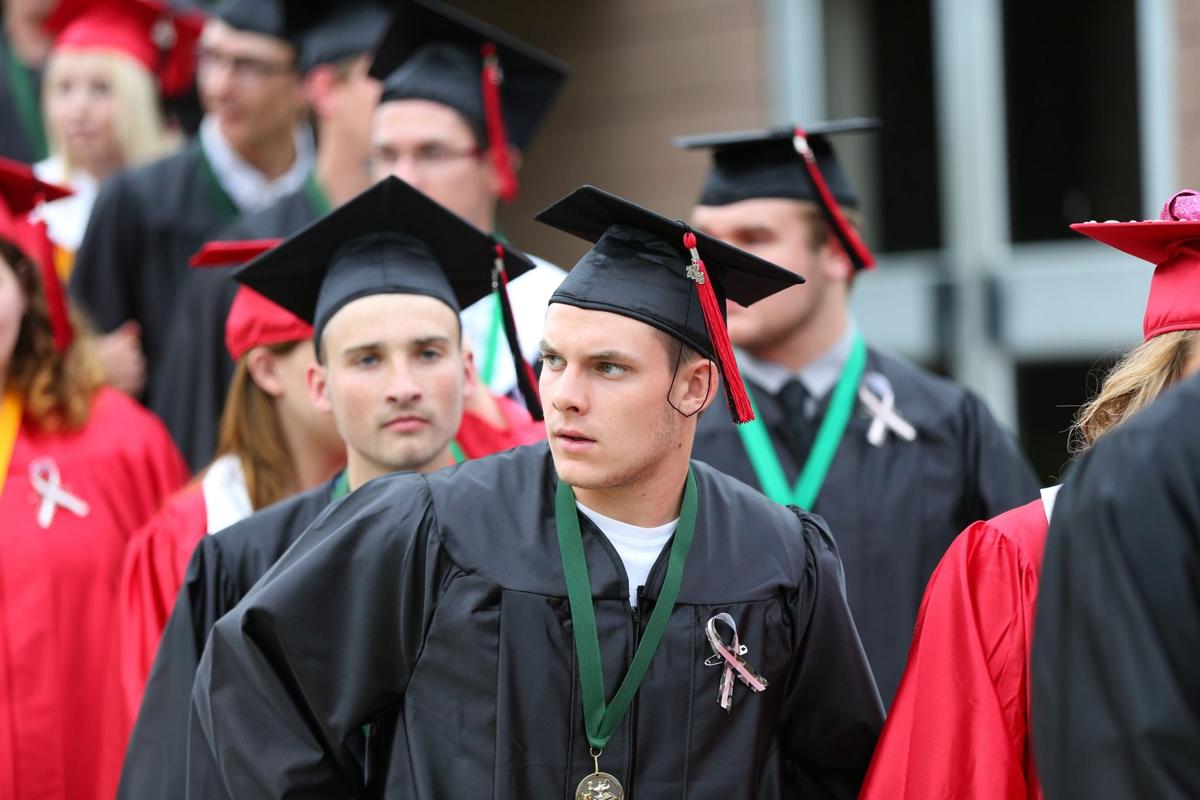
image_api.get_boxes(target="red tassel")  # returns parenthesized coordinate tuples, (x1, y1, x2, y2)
(493, 244, 542, 420)
(792, 126, 875, 271)
(480, 43, 519, 202)
(682, 231, 754, 424)
(30, 207, 72, 351)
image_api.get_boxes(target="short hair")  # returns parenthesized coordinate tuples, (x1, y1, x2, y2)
(799, 201, 867, 253)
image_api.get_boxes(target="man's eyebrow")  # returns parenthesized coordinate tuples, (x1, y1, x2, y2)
(411, 335, 451, 347)
(588, 350, 636, 362)
(341, 342, 382, 356)
(538, 340, 558, 354)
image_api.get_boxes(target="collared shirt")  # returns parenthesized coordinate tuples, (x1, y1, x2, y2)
(736, 321, 860, 401)
(33, 156, 98, 252)
(198, 115, 314, 214)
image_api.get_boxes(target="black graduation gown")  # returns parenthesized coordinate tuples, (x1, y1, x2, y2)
(188, 442, 885, 799)
(0, 37, 44, 164)
(1031, 374, 1200, 800)
(116, 477, 338, 800)
(691, 347, 1039, 703)
(151, 187, 325, 471)
(69, 141, 239, 464)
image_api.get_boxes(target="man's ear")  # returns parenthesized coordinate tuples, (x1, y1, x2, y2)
(821, 234, 856, 283)
(306, 361, 332, 413)
(461, 347, 478, 401)
(485, 146, 523, 196)
(670, 356, 719, 418)
(245, 346, 283, 398)
(303, 64, 337, 119)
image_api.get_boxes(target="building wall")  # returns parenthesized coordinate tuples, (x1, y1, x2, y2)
(452, 0, 770, 267)
(1178, 0, 1200, 185)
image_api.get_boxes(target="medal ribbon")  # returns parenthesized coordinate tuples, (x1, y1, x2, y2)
(303, 171, 333, 217)
(195, 144, 239, 222)
(3, 43, 46, 161)
(556, 469, 698, 750)
(735, 331, 867, 510)
(478, 293, 504, 388)
(0, 391, 22, 497)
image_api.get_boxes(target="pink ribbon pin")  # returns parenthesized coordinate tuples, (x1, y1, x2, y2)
(704, 613, 769, 712)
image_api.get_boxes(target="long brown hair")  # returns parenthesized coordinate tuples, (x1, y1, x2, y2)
(1070, 329, 1200, 452)
(2, 241, 103, 431)
(214, 342, 303, 510)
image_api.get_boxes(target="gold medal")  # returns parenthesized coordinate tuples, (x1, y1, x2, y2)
(575, 749, 624, 800)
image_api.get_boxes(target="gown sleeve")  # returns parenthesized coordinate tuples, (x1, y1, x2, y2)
(961, 392, 1041, 518)
(861, 514, 1042, 800)
(1032, 413, 1200, 800)
(187, 474, 449, 798)
(69, 174, 144, 333)
(780, 511, 885, 798)
(117, 486, 207, 727)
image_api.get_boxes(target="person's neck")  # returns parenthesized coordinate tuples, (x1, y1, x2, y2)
(227, 125, 298, 180)
(749, 299, 850, 373)
(5, 21, 50, 67)
(314, 138, 369, 206)
(573, 457, 689, 528)
(346, 441, 456, 491)
(77, 154, 122, 184)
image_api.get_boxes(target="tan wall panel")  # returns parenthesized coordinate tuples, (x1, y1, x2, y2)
(1178, 0, 1200, 187)
(451, 0, 770, 267)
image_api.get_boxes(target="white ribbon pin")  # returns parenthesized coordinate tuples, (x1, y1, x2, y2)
(30, 458, 89, 529)
(704, 613, 769, 712)
(858, 372, 917, 447)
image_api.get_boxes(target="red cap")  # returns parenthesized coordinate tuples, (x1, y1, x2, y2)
(190, 239, 312, 359)
(1071, 189, 1200, 341)
(0, 158, 74, 350)
(44, 0, 206, 98)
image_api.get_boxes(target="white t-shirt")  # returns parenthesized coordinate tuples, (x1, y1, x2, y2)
(576, 502, 677, 607)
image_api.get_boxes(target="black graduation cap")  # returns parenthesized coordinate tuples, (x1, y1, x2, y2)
(234, 175, 543, 416)
(535, 185, 804, 424)
(214, 0, 287, 40)
(367, 0, 567, 201)
(675, 117, 879, 270)
(281, 1, 394, 73)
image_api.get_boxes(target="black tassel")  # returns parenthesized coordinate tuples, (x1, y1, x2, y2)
(493, 244, 543, 420)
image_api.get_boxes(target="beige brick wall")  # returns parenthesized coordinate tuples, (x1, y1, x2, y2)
(1178, 0, 1200, 185)
(452, 0, 770, 267)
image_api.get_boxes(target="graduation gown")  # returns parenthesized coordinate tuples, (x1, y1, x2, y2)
(861, 496, 1050, 800)
(188, 443, 885, 798)
(692, 347, 1039, 702)
(0, 388, 187, 800)
(153, 185, 326, 471)
(0, 37, 45, 164)
(69, 141, 239, 466)
(116, 476, 337, 800)
(1032, 374, 1200, 800)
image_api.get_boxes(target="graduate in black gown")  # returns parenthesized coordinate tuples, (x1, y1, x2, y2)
(118, 176, 538, 799)
(153, 2, 393, 472)
(366, 0, 570, 401)
(0, 2, 52, 163)
(1032, 373, 1200, 800)
(678, 121, 1040, 702)
(188, 186, 884, 799)
(68, 0, 313, 468)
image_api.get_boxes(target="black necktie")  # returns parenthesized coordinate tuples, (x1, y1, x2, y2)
(776, 379, 815, 461)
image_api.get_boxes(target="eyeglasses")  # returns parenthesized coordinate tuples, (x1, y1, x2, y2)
(368, 143, 483, 174)
(196, 49, 295, 83)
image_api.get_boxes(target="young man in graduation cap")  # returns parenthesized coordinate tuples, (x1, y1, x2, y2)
(1032, 372, 1200, 800)
(118, 175, 540, 799)
(677, 120, 1040, 703)
(367, 0, 569, 402)
(68, 0, 313, 467)
(188, 185, 884, 799)
(154, 1, 393, 472)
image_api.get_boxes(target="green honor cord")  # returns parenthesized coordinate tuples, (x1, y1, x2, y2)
(735, 332, 868, 510)
(478, 293, 504, 388)
(303, 171, 332, 217)
(555, 470, 698, 750)
(3, 45, 46, 161)
(328, 441, 467, 502)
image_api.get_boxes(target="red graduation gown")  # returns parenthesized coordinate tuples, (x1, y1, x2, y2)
(861, 497, 1049, 800)
(455, 395, 545, 459)
(117, 482, 207, 726)
(0, 388, 187, 800)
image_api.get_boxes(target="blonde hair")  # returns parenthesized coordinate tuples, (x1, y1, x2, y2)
(214, 343, 303, 511)
(2, 242, 104, 431)
(43, 48, 180, 177)
(1070, 329, 1200, 452)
